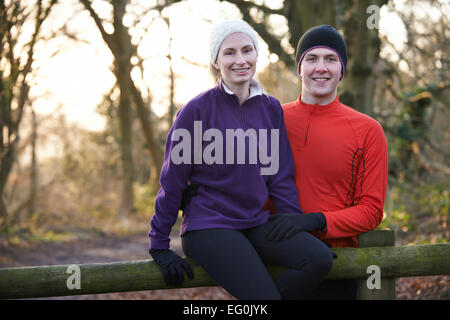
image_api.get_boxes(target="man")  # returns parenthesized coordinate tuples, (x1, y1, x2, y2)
(264, 25, 388, 299)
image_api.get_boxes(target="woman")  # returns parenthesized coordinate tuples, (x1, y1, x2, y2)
(148, 19, 333, 300)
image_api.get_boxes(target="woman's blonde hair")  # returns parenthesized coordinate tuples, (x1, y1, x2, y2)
(209, 62, 222, 83)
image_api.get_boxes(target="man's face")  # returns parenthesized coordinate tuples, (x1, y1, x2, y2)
(299, 47, 342, 105)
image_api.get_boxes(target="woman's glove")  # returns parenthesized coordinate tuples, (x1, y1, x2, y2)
(265, 212, 327, 241)
(149, 248, 194, 286)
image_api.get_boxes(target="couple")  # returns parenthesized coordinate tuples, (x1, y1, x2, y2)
(148, 20, 388, 300)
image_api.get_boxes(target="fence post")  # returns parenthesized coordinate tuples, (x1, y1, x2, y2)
(357, 229, 396, 300)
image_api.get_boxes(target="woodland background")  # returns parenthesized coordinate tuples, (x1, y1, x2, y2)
(0, 0, 448, 299)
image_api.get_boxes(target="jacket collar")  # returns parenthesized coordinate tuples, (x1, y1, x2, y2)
(296, 94, 340, 111)
(221, 78, 263, 101)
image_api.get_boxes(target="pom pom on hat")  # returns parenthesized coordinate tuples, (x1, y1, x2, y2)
(210, 19, 259, 64)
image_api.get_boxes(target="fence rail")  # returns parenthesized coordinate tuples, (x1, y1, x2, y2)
(1, 241, 449, 299)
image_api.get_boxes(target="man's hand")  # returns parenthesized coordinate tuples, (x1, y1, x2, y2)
(265, 212, 326, 241)
(149, 248, 194, 286)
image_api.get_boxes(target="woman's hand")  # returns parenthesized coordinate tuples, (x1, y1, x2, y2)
(149, 248, 194, 286)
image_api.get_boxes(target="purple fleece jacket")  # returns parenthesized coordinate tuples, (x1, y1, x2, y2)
(149, 83, 302, 249)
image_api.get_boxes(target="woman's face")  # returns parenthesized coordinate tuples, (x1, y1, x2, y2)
(215, 32, 257, 89)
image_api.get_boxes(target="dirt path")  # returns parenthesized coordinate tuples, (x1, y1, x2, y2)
(0, 234, 448, 300)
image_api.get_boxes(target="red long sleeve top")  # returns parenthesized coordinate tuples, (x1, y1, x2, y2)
(266, 95, 388, 248)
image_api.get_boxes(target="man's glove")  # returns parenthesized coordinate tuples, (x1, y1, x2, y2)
(149, 248, 194, 286)
(180, 184, 199, 210)
(266, 212, 327, 241)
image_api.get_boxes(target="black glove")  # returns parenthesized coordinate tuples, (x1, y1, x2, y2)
(180, 184, 199, 210)
(149, 248, 194, 286)
(266, 212, 327, 242)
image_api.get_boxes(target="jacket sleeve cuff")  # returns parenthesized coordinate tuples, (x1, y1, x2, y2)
(317, 211, 329, 236)
(149, 237, 170, 250)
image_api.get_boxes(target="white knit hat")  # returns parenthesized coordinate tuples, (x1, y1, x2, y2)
(209, 19, 259, 64)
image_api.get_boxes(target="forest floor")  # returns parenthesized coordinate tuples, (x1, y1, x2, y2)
(0, 229, 448, 300)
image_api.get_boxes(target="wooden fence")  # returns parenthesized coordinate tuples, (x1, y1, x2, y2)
(0, 230, 449, 299)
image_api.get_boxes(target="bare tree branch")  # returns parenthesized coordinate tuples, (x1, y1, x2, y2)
(79, 0, 114, 51)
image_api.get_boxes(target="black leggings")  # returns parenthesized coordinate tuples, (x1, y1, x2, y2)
(181, 221, 334, 300)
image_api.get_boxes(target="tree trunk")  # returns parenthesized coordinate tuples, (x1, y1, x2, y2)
(117, 74, 135, 216)
(113, 0, 135, 216)
(128, 79, 163, 192)
(285, 0, 338, 53)
(0, 140, 17, 224)
(339, 0, 387, 115)
(0, 196, 7, 226)
(28, 108, 37, 219)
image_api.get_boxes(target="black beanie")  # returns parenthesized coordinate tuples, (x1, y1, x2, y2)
(295, 25, 347, 79)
